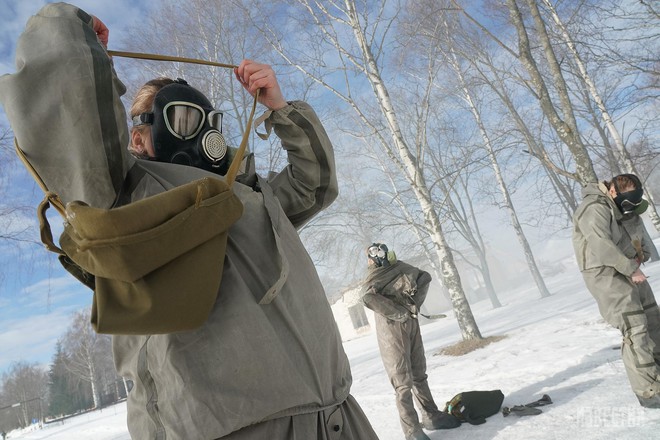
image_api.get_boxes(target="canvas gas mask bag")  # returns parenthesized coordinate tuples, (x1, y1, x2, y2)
(15, 51, 259, 335)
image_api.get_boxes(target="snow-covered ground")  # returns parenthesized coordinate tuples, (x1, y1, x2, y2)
(7, 257, 660, 440)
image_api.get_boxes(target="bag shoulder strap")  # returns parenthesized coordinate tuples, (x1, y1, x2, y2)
(255, 174, 290, 305)
(15, 139, 66, 257)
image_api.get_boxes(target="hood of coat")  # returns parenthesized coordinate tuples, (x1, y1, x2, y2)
(367, 259, 399, 272)
(365, 260, 399, 285)
(581, 181, 623, 220)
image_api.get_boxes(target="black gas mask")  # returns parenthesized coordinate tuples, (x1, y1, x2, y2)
(134, 79, 229, 175)
(612, 174, 648, 215)
(368, 243, 390, 268)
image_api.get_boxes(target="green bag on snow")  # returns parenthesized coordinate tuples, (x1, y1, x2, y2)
(444, 390, 505, 425)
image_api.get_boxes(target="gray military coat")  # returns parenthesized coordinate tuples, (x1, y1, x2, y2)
(361, 261, 432, 321)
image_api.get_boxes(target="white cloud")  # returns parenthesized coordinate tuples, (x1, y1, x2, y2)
(0, 271, 90, 373)
(19, 274, 86, 302)
(0, 302, 82, 373)
(0, 0, 47, 74)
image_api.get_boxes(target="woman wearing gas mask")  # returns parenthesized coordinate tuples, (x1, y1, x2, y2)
(573, 174, 660, 408)
(0, 3, 378, 440)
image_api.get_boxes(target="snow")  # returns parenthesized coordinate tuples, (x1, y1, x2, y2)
(7, 259, 660, 440)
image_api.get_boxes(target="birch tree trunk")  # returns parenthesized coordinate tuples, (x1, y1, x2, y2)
(540, 0, 660, 231)
(456, 176, 502, 309)
(251, 0, 483, 338)
(384, 170, 452, 304)
(506, 0, 597, 184)
(499, 85, 579, 214)
(430, 165, 502, 309)
(88, 363, 99, 409)
(342, 0, 481, 339)
(443, 34, 552, 298)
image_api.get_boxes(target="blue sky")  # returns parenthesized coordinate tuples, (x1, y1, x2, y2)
(0, 1, 149, 375)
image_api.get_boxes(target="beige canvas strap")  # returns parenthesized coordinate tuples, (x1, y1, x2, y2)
(14, 139, 66, 217)
(15, 140, 67, 256)
(107, 50, 238, 70)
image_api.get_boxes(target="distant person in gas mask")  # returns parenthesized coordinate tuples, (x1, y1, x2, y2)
(573, 173, 660, 408)
(360, 243, 460, 440)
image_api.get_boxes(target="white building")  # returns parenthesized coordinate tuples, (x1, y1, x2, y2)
(330, 283, 374, 342)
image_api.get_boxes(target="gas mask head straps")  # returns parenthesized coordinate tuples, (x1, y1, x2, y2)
(110, 49, 258, 183)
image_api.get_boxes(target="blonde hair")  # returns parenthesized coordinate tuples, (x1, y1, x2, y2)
(127, 77, 175, 157)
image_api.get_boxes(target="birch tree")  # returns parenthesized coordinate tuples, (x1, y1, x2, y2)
(538, 0, 660, 231)
(452, 0, 597, 184)
(250, 0, 482, 339)
(440, 168, 503, 307)
(0, 362, 47, 429)
(0, 127, 39, 289)
(508, 0, 598, 184)
(589, 0, 659, 93)
(427, 6, 553, 298)
(61, 310, 106, 409)
(465, 46, 581, 220)
(0, 130, 30, 244)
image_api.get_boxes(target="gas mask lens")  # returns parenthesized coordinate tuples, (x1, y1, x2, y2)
(615, 188, 644, 214)
(368, 245, 385, 259)
(163, 103, 225, 141)
(208, 111, 223, 131)
(164, 102, 205, 140)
